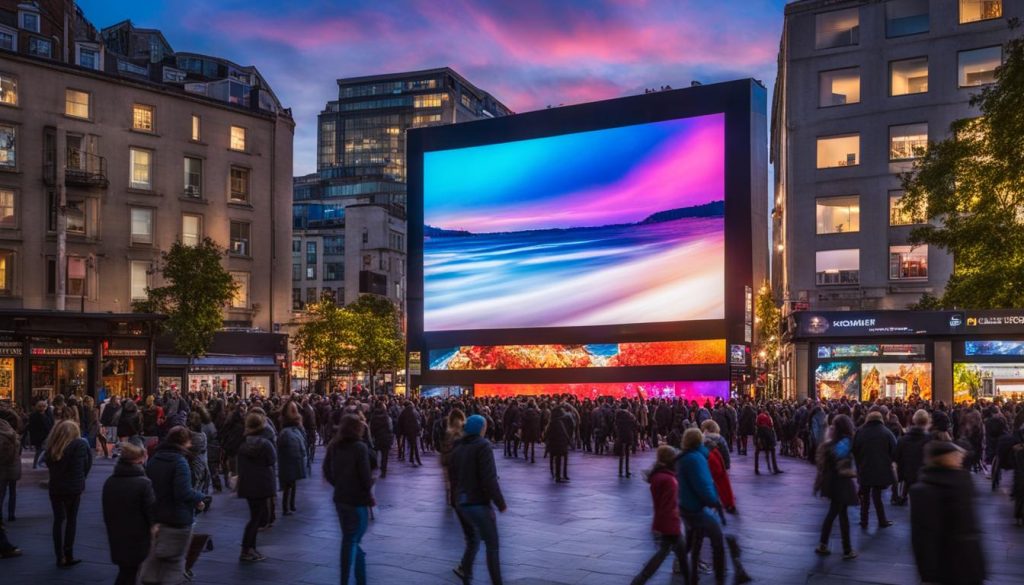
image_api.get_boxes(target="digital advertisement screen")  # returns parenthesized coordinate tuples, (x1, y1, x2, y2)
(429, 340, 725, 370)
(814, 361, 860, 400)
(965, 340, 1024, 356)
(954, 363, 1024, 403)
(423, 113, 725, 332)
(861, 363, 932, 401)
(474, 380, 729, 401)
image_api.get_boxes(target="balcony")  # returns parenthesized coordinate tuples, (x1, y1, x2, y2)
(816, 270, 860, 286)
(44, 148, 108, 188)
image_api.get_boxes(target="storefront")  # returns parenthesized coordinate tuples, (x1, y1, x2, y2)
(953, 311, 1024, 403)
(0, 311, 161, 407)
(156, 331, 288, 398)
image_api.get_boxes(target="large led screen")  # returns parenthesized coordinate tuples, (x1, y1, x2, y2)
(423, 113, 725, 332)
(474, 380, 729, 401)
(861, 363, 932, 401)
(429, 340, 726, 370)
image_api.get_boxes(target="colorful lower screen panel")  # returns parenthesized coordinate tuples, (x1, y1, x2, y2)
(860, 363, 932, 401)
(428, 340, 726, 370)
(474, 380, 729, 401)
(954, 363, 1024, 403)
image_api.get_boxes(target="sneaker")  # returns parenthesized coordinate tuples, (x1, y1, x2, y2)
(842, 550, 858, 560)
(239, 551, 265, 563)
(814, 544, 831, 555)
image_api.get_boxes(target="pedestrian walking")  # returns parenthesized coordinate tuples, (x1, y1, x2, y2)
(277, 403, 309, 516)
(0, 409, 22, 524)
(398, 401, 422, 466)
(893, 409, 931, 505)
(676, 428, 726, 585)
(853, 411, 896, 529)
(813, 414, 858, 559)
(450, 414, 507, 585)
(615, 400, 638, 478)
(630, 445, 690, 585)
(520, 401, 541, 464)
(102, 442, 156, 585)
(324, 414, 375, 585)
(45, 419, 92, 568)
(28, 400, 52, 469)
(237, 413, 277, 562)
(544, 406, 571, 483)
(368, 401, 394, 478)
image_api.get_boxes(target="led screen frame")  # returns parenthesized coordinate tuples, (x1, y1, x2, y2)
(407, 80, 765, 389)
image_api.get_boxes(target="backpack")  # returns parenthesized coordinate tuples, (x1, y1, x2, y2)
(0, 421, 18, 467)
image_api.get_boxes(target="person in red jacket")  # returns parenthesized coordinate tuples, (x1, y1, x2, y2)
(630, 445, 690, 585)
(755, 409, 782, 475)
(701, 420, 737, 513)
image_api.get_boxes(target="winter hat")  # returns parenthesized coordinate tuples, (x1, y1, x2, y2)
(931, 410, 951, 432)
(464, 414, 485, 436)
(925, 440, 964, 460)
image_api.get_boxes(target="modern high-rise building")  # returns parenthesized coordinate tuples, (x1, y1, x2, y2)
(772, 0, 1016, 313)
(292, 67, 511, 313)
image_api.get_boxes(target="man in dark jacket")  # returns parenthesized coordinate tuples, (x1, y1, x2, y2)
(103, 442, 155, 585)
(894, 409, 931, 505)
(520, 402, 542, 464)
(369, 402, 394, 477)
(501, 401, 520, 459)
(737, 402, 756, 456)
(591, 404, 608, 455)
(615, 402, 638, 478)
(910, 441, 986, 585)
(853, 411, 897, 528)
(449, 415, 506, 585)
(141, 426, 205, 584)
(398, 402, 422, 466)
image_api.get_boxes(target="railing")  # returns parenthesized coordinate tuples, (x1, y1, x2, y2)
(45, 148, 108, 187)
(816, 270, 860, 286)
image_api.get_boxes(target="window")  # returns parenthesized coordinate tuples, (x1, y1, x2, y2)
(816, 249, 860, 285)
(889, 190, 927, 225)
(183, 157, 202, 197)
(412, 113, 442, 126)
(0, 124, 15, 169)
(78, 46, 99, 70)
(129, 148, 152, 189)
(65, 89, 90, 119)
(292, 262, 301, 281)
(306, 241, 317, 280)
(325, 262, 343, 281)
(27, 37, 50, 58)
(890, 57, 929, 96)
(389, 231, 404, 250)
(229, 167, 249, 202)
(230, 272, 250, 309)
(816, 134, 859, 168)
(461, 93, 473, 109)
(322, 287, 334, 301)
(413, 93, 445, 108)
(65, 200, 86, 235)
(292, 288, 302, 309)
(0, 28, 15, 51)
(890, 123, 928, 160)
(67, 257, 86, 296)
(0, 250, 11, 293)
(324, 236, 344, 255)
(306, 288, 318, 305)
(0, 189, 13, 227)
(182, 214, 202, 246)
(292, 238, 302, 254)
(815, 8, 859, 49)
(0, 73, 17, 105)
(132, 104, 154, 132)
(191, 115, 201, 141)
(889, 245, 928, 279)
(130, 261, 149, 301)
(960, 0, 1002, 23)
(819, 68, 860, 107)
(19, 12, 39, 32)
(230, 126, 246, 151)
(816, 196, 860, 234)
(230, 221, 250, 256)
(130, 208, 153, 244)
(959, 47, 1002, 87)
(886, 0, 929, 37)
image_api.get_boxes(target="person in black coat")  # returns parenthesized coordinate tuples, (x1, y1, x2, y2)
(324, 414, 374, 585)
(614, 401, 638, 478)
(397, 402, 422, 466)
(368, 402, 394, 478)
(910, 441, 986, 585)
(591, 401, 609, 455)
(520, 402, 542, 464)
(893, 409, 931, 505)
(45, 420, 92, 568)
(852, 411, 896, 528)
(737, 403, 756, 456)
(545, 407, 571, 483)
(814, 415, 858, 558)
(236, 413, 277, 562)
(117, 399, 143, 442)
(28, 400, 52, 469)
(501, 401, 521, 458)
(102, 442, 155, 585)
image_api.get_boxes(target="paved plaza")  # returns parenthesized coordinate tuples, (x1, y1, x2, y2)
(2, 444, 1022, 585)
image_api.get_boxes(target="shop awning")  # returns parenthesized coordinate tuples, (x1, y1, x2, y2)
(157, 355, 280, 372)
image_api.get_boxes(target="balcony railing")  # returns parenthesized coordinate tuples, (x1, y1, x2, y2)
(816, 270, 860, 286)
(44, 148, 108, 188)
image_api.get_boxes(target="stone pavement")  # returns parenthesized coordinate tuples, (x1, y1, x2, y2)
(1, 443, 1022, 585)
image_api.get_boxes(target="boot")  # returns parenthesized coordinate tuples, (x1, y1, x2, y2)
(726, 536, 751, 584)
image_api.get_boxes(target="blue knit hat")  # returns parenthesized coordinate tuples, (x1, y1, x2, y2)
(464, 414, 485, 436)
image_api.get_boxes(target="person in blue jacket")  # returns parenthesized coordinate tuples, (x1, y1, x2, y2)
(676, 427, 725, 585)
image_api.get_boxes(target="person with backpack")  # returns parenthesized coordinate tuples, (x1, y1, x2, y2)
(814, 415, 859, 559)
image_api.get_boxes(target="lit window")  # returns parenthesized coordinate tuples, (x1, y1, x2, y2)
(816, 249, 860, 286)
(229, 167, 249, 202)
(819, 68, 860, 107)
(959, 47, 1002, 87)
(230, 126, 246, 151)
(129, 148, 152, 189)
(65, 89, 90, 119)
(230, 271, 250, 309)
(230, 221, 250, 256)
(130, 208, 153, 245)
(191, 115, 201, 141)
(889, 245, 928, 280)
(0, 73, 17, 105)
(0, 124, 15, 169)
(890, 123, 928, 161)
(412, 114, 442, 126)
(816, 134, 859, 168)
(182, 214, 202, 246)
(0, 250, 11, 293)
(889, 190, 927, 226)
(130, 261, 149, 301)
(816, 196, 860, 234)
(886, 0, 929, 37)
(27, 37, 50, 58)
(0, 189, 13, 227)
(815, 8, 859, 49)
(132, 104, 154, 131)
(890, 57, 929, 96)
(184, 157, 202, 197)
(413, 93, 445, 108)
(959, 0, 1002, 23)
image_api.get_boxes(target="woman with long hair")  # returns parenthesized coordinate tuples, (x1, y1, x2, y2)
(277, 401, 308, 516)
(814, 414, 858, 559)
(324, 414, 374, 585)
(236, 413, 277, 562)
(45, 419, 93, 567)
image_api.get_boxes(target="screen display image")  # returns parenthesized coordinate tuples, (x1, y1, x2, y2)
(954, 363, 1024, 403)
(861, 363, 932, 401)
(423, 113, 725, 331)
(474, 380, 728, 401)
(429, 339, 725, 370)
(814, 361, 860, 400)
(965, 340, 1024, 357)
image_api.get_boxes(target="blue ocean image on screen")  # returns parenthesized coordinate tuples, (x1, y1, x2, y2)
(423, 113, 726, 331)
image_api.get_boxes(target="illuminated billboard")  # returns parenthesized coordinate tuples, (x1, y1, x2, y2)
(429, 340, 726, 370)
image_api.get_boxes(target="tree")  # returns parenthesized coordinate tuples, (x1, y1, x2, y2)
(753, 282, 782, 397)
(341, 295, 405, 392)
(900, 28, 1024, 308)
(292, 297, 351, 392)
(133, 238, 237, 361)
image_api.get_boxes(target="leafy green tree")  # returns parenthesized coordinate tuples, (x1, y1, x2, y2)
(293, 297, 351, 392)
(754, 282, 782, 397)
(133, 238, 237, 362)
(342, 295, 405, 392)
(900, 30, 1024, 308)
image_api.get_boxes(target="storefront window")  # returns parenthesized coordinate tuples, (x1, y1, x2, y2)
(241, 376, 270, 399)
(861, 363, 932, 401)
(189, 373, 235, 395)
(0, 357, 13, 401)
(102, 357, 145, 399)
(30, 359, 88, 401)
(954, 362, 1024, 403)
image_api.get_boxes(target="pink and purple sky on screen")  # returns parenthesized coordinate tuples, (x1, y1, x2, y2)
(79, 0, 787, 175)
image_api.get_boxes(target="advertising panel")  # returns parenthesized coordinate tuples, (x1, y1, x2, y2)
(814, 361, 860, 399)
(429, 340, 725, 371)
(860, 363, 932, 401)
(474, 380, 728, 401)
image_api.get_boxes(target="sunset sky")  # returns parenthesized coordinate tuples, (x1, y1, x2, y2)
(79, 0, 786, 175)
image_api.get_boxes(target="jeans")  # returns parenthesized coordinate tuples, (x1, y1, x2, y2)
(49, 493, 81, 562)
(457, 504, 503, 585)
(243, 497, 269, 550)
(335, 503, 368, 585)
(682, 511, 724, 585)
(858, 485, 888, 525)
(819, 499, 851, 553)
(0, 480, 15, 519)
(633, 534, 689, 584)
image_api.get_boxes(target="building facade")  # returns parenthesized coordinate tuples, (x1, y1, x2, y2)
(772, 0, 1017, 397)
(292, 68, 510, 314)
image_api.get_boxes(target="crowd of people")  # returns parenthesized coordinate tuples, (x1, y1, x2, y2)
(0, 389, 1018, 585)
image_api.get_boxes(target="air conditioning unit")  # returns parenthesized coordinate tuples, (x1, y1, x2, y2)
(184, 185, 200, 197)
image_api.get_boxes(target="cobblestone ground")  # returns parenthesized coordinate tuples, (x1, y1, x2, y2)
(2, 443, 1022, 585)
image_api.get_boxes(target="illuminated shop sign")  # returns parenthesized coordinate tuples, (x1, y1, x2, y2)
(795, 311, 965, 337)
(30, 346, 94, 357)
